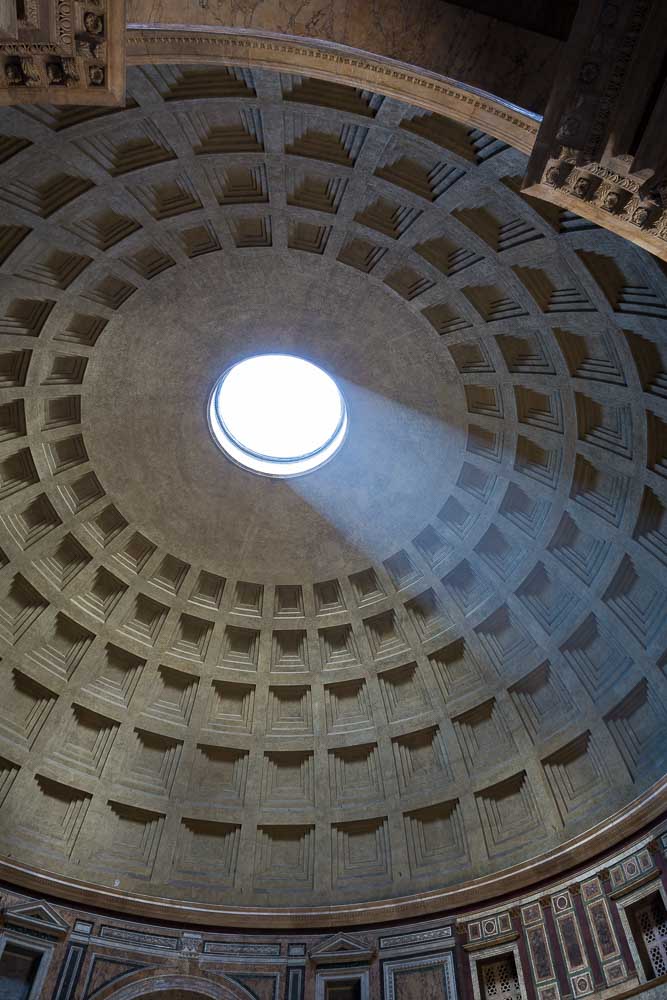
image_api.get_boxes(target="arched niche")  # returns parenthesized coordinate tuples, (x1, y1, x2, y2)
(102, 972, 256, 1000)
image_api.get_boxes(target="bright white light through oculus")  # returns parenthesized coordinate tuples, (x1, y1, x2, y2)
(208, 354, 347, 477)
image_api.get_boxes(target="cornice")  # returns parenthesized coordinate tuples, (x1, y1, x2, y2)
(126, 23, 540, 154)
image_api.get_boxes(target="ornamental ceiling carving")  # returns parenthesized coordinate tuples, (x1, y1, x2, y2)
(0, 0, 124, 105)
(523, 0, 667, 262)
(0, 64, 664, 921)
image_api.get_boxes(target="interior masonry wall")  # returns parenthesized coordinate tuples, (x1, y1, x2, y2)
(2, 818, 667, 999)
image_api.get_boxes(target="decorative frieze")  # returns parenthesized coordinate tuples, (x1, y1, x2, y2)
(463, 910, 517, 951)
(0, 828, 663, 999)
(609, 847, 659, 898)
(0, 1, 124, 106)
(523, 0, 667, 259)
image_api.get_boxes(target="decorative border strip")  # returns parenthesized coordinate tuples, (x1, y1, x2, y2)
(126, 24, 540, 154)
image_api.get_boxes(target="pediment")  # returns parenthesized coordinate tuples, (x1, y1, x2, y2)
(309, 932, 374, 964)
(3, 899, 69, 938)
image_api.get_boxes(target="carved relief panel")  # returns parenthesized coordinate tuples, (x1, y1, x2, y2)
(0, 0, 124, 105)
(523, 0, 667, 260)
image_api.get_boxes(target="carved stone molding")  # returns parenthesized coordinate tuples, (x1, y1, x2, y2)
(309, 932, 375, 964)
(88, 973, 252, 1000)
(0, 0, 126, 105)
(126, 24, 540, 154)
(523, 0, 667, 260)
(1, 898, 69, 938)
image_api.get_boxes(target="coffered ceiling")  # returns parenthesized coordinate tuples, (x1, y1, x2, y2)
(0, 65, 665, 921)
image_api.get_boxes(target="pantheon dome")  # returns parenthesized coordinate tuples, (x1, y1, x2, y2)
(0, 4, 666, 1000)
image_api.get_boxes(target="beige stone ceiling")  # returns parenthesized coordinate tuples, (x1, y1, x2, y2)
(0, 64, 665, 915)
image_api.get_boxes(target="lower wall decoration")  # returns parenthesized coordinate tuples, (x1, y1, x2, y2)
(0, 822, 666, 999)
